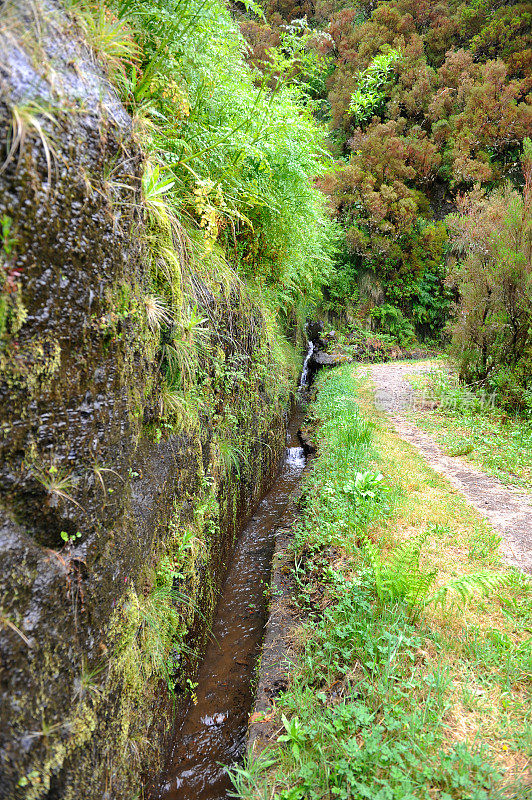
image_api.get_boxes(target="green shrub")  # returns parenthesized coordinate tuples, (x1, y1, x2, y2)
(348, 48, 401, 127)
(447, 140, 532, 411)
(369, 303, 416, 346)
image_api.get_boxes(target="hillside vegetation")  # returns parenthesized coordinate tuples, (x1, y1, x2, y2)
(241, 0, 532, 408)
(1, 0, 531, 796)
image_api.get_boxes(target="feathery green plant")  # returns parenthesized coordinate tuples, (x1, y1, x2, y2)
(360, 529, 510, 615)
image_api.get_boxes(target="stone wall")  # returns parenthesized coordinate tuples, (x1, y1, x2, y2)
(0, 4, 295, 798)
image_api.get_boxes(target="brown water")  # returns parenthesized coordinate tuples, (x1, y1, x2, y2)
(153, 412, 306, 800)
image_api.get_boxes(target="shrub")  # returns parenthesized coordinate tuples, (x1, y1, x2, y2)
(369, 303, 415, 345)
(447, 139, 532, 410)
(348, 47, 401, 127)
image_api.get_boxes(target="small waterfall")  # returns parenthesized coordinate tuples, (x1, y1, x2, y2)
(286, 446, 306, 469)
(299, 341, 314, 392)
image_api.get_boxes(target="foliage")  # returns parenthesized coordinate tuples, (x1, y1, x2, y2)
(244, 0, 532, 341)
(1, 100, 58, 186)
(360, 529, 509, 615)
(369, 303, 415, 346)
(230, 364, 526, 800)
(348, 48, 401, 127)
(111, 0, 334, 307)
(235, 582, 503, 799)
(447, 142, 532, 410)
(316, 125, 449, 338)
(67, 0, 335, 449)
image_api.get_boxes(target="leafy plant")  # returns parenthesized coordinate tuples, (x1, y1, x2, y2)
(92, 461, 124, 496)
(447, 141, 532, 411)
(60, 530, 82, 545)
(348, 48, 401, 127)
(72, 0, 141, 81)
(161, 339, 196, 390)
(277, 714, 306, 759)
(369, 304, 416, 346)
(73, 658, 105, 702)
(360, 529, 510, 614)
(217, 437, 248, 479)
(341, 470, 383, 501)
(1, 215, 15, 256)
(141, 162, 176, 223)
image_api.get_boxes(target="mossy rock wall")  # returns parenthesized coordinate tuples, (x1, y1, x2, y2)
(0, 5, 296, 799)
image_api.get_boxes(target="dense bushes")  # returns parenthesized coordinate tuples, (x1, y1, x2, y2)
(240, 0, 532, 343)
(447, 141, 532, 411)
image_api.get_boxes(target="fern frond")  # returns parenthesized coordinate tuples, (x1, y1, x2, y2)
(427, 571, 510, 609)
(385, 531, 428, 581)
(406, 569, 437, 607)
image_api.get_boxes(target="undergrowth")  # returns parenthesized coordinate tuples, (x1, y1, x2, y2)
(409, 364, 532, 491)
(232, 364, 531, 800)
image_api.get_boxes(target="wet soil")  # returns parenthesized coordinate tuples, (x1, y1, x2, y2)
(369, 361, 532, 575)
(153, 412, 307, 800)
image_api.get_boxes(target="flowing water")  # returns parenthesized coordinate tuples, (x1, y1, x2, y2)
(153, 411, 307, 800)
(298, 340, 314, 394)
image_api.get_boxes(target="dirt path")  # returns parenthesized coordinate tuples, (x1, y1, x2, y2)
(369, 361, 532, 575)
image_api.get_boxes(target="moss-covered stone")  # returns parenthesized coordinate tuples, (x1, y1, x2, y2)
(0, 3, 301, 799)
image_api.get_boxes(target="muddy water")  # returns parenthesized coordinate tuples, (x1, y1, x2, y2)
(154, 412, 306, 800)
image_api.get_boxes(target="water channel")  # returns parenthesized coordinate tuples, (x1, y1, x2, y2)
(153, 386, 310, 800)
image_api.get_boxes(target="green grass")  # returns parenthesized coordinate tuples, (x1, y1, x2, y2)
(236, 584, 505, 800)
(408, 365, 532, 491)
(232, 364, 532, 800)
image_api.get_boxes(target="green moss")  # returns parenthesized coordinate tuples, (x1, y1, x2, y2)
(0, 284, 27, 341)
(0, 334, 61, 397)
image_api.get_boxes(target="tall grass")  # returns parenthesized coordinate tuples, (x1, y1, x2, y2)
(94, 0, 335, 311)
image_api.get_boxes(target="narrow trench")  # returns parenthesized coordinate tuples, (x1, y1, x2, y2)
(152, 357, 313, 800)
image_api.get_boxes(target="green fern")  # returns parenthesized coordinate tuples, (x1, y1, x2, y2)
(382, 531, 437, 606)
(427, 571, 510, 609)
(361, 531, 509, 614)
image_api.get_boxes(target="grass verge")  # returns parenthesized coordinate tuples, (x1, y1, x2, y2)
(407, 363, 532, 492)
(232, 364, 532, 800)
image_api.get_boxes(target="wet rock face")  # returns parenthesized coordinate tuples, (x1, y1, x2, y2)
(306, 320, 323, 344)
(0, 7, 159, 797)
(0, 5, 290, 799)
(0, 7, 147, 552)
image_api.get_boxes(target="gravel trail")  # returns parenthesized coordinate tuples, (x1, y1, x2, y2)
(370, 361, 532, 575)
